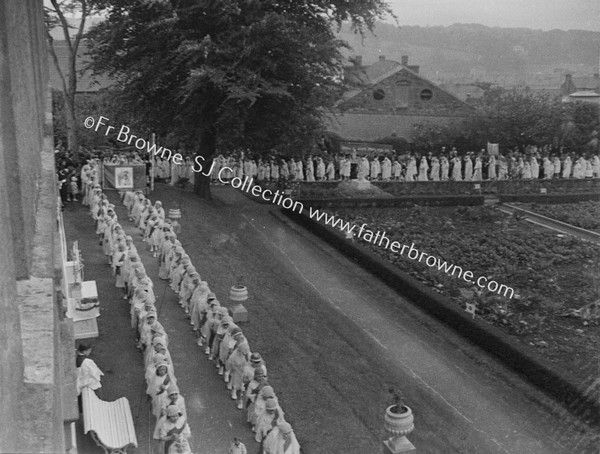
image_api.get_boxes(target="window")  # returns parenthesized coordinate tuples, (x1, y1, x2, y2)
(419, 89, 433, 101)
(373, 88, 385, 100)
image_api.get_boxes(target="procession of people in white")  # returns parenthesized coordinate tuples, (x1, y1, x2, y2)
(79, 159, 300, 454)
(158, 147, 600, 186)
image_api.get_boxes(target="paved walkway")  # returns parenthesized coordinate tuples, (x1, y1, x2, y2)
(64, 196, 255, 454)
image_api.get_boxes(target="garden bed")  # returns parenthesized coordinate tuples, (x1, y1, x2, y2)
(517, 201, 600, 232)
(329, 205, 600, 380)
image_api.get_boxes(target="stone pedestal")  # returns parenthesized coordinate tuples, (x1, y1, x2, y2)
(383, 436, 417, 453)
(230, 303, 248, 323)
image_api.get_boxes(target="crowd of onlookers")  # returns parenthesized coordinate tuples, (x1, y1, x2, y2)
(81, 158, 300, 453)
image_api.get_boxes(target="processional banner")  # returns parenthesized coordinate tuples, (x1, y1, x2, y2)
(102, 164, 146, 190)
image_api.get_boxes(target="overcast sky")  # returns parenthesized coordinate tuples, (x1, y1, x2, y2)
(385, 0, 600, 32)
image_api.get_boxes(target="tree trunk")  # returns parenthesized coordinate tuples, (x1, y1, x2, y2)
(194, 127, 216, 199)
(64, 94, 79, 157)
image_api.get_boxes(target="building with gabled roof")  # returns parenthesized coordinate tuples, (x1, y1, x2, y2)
(560, 73, 599, 96)
(326, 55, 474, 142)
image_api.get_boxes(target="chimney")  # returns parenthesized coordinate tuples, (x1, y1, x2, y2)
(401, 55, 408, 66)
(379, 55, 386, 61)
(353, 55, 362, 67)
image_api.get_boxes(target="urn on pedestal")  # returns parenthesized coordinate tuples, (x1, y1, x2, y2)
(229, 285, 249, 323)
(168, 208, 181, 233)
(383, 388, 416, 453)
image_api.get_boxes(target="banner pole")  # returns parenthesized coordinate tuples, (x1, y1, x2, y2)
(150, 133, 155, 192)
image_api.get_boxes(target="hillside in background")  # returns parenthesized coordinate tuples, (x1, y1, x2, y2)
(337, 22, 600, 88)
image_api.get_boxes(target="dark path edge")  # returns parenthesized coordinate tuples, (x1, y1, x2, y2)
(278, 207, 600, 426)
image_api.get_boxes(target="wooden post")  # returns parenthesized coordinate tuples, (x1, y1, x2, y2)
(150, 133, 155, 192)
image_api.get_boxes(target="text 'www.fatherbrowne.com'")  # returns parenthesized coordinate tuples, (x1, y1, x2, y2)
(307, 207, 514, 299)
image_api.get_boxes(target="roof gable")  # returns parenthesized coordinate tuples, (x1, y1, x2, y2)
(338, 65, 473, 115)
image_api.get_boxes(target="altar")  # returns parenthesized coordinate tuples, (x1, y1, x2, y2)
(63, 242, 100, 339)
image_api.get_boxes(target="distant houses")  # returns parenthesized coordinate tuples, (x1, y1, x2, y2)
(561, 73, 600, 104)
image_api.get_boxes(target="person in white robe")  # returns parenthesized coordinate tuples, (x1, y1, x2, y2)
(255, 397, 285, 443)
(522, 161, 532, 179)
(381, 157, 392, 180)
(463, 155, 473, 181)
(358, 157, 370, 180)
(572, 157, 584, 179)
(584, 158, 593, 178)
(305, 158, 315, 182)
(592, 155, 600, 178)
(270, 160, 279, 181)
(472, 156, 482, 181)
(562, 156, 572, 178)
(430, 156, 440, 181)
(76, 344, 103, 396)
(155, 405, 191, 454)
(406, 157, 417, 182)
(370, 157, 381, 180)
(280, 160, 289, 180)
(487, 155, 496, 180)
(543, 157, 553, 179)
(530, 156, 539, 179)
(417, 157, 429, 181)
(392, 159, 402, 180)
(440, 156, 449, 181)
(326, 159, 335, 180)
(451, 156, 462, 181)
(315, 158, 325, 180)
(295, 159, 304, 181)
(262, 422, 300, 454)
(552, 156, 561, 178)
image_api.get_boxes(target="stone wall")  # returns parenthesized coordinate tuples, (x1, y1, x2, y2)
(0, 0, 68, 452)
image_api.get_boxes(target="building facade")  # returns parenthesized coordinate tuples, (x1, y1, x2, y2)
(326, 56, 474, 142)
(1, 1, 76, 452)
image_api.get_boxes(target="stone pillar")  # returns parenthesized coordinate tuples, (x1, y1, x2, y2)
(0, 1, 26, 450)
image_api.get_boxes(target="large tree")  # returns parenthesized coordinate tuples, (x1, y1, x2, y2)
(45, 0, 106, 156)
(87, 0, 393, 197)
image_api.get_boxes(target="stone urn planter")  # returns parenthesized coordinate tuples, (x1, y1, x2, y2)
(229, 285, 249, 323)
(229, 285, 248, 302)
(383, 404, 416, 453)
(168, 208, 182, 219)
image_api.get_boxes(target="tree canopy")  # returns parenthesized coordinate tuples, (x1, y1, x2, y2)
(87, 0, 393, 196)
(412, 88, 599, 154)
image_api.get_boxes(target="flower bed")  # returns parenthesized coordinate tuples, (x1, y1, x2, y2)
(520, 201, 600, 232)
(334, 205, 600, 376)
